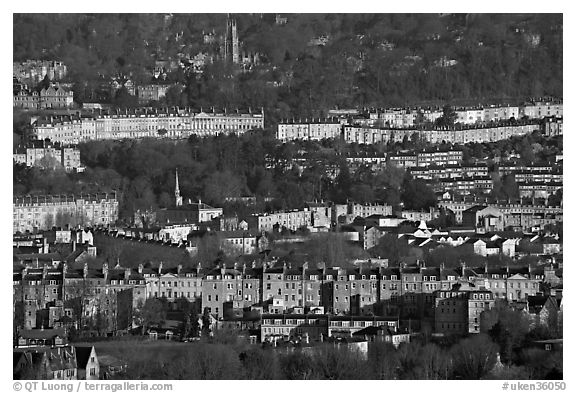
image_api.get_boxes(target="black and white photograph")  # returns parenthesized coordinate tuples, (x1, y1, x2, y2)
(11, 10, 565, 384)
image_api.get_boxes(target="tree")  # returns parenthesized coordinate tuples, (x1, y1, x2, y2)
(367, 341, 399, 379)
(36, 154, 61, 171)
(436, 105, 457, 127)
(39, 74, 51, 91)
(238, 348, 279, 379)
(279, 352, 316, 380)
(201, 307, 212, 337)
(332, 159, 353, 203)
(370, 233, 409, 262)
(112, 86, 138, 108)
(450, 334, 498, 379)
(136, 298, 167, 334)
(402, 178, 437, 210)
(483, 300, 532, 364)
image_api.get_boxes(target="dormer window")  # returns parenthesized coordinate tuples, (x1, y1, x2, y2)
(448, 276, 455, 281)
(391, 275, 397, 281)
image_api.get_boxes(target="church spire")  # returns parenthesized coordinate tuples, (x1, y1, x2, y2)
(175, 169, 182, 207)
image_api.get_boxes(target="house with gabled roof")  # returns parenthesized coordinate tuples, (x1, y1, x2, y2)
(74, 345, 99, 380)
(16, 328, 67, 348)
(527, 295, 559, 335)
(13, 346, 77, 380)
(463, 205, 505, 233)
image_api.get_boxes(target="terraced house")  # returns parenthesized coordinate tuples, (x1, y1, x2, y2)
(14, 260, 558, 337)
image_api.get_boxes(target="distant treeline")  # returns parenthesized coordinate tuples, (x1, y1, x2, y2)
(14, 14, 562, 123)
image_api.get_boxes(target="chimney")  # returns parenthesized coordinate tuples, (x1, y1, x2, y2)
(197, 263, 201, 274)
(221, 263, 226, 276)
(138, 263, 143, 274)
(234, 262, 238, 271)
(484, 262, 488, 274)
(158, 261, 163, 275)
(102, 263, 108, 281)
(177, 264, 182, 275)
(72, 240, 76, 253)
(83, 262, 88, 279)
(124, 268, 130, 281)
(243, 263, 247, 275)
(43, 237, 48, 254)
(42, 265, 48, 280)
(252, 260, 256, 269)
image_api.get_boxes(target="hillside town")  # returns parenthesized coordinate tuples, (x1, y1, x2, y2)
(13, 13, 562, 381)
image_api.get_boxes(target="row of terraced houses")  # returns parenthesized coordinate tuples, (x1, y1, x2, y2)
(14, 259, 560, 337)
(277, 99, 562, 142)
(31, 107, 265, 145)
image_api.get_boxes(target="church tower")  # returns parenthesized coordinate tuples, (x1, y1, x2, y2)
(175, 169, 183, 207)
(224, 16, 240, 64)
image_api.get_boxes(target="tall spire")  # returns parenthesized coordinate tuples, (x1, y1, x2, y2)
(175, 169, 182, 207)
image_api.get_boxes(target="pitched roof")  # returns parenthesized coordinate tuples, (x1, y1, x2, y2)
(19, 328, 65, 340)
(74, 346, 94, 369)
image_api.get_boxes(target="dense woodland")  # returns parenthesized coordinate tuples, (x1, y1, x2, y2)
(14, 14, 562, 124)
(13, 129, 562, 219)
